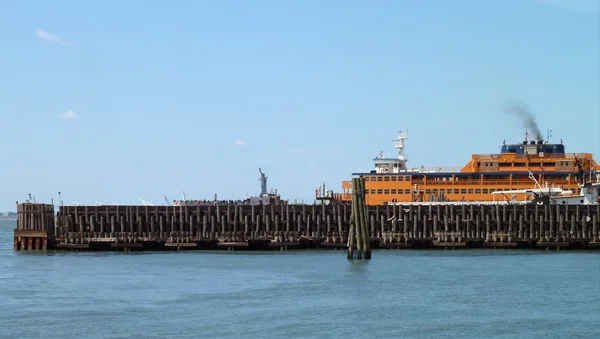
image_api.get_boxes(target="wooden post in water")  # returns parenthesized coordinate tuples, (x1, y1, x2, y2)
(347, 177, 371, 260)
(14, 203, 55, 251)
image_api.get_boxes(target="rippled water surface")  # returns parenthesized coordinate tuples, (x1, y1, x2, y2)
(1, 221, 599, 338)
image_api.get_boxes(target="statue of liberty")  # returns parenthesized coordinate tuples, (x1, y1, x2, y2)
(259, 168, 268, 196)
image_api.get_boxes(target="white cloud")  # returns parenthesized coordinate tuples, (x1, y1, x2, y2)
(234, 139, 247, 146)
(36, 29, 71, 45)
(58, 110, 77, 120)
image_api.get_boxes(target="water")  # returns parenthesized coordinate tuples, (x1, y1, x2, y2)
(1, 220, 599, 338)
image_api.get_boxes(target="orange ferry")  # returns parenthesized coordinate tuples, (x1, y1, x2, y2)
(326, 131, 600, 205)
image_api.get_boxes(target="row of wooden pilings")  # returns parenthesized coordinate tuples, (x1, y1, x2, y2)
(13, 203, 55, 251)
(348, 177, 371, 259)
(13, 201, 600, 251)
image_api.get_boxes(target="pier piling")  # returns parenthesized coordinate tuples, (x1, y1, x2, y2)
(14, 203, 55, 251)
(10, 201, 600, 252)
(347, 177, 371, 259)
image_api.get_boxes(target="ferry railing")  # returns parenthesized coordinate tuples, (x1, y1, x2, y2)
(422, 181, 454, 185)
(336, 193, 352, 201)
(412, 179, 572, 187)
(421, 166, 462, 173)
(475, 153, 591, 159)
(474, 154, 501, 159)
(513, 153, 590, 159)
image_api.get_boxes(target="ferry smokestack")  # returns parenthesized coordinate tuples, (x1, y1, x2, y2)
(508, 101, 542, 140)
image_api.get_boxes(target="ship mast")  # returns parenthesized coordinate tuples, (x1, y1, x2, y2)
(393, 130, 408, 170)
(394, 130, 408, 161)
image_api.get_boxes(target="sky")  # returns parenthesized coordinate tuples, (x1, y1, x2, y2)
(0, 0, 599, 210)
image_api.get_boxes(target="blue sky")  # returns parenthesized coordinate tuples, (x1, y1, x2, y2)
(0, 0, 599, 210)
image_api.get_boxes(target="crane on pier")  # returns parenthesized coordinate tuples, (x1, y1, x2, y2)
(140, 197, 153, 206)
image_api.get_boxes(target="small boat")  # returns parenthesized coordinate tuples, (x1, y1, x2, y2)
(492, 170, 599, 205)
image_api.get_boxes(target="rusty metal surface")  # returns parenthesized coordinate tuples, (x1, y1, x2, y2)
(13, 230, 47, 237)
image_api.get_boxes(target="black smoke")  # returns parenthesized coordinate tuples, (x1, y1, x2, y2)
(508, 101, 542, 140)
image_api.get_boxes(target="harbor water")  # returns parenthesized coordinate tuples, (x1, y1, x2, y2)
(0, 220, 598, 338)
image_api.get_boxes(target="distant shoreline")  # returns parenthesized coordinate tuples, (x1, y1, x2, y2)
(0, 218, 16, 221)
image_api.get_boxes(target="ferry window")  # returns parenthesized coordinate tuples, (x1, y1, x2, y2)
(475, 189, 481, 194)
(483, 189, 488, 194)
(454, 189, 459, 194)
(461, 189, 467, 194)
(377, 177, 383, 182)
(432, 189, 438, 194)
(370, 189, 376, 194)
(391, 189, 397, 194)
(377, 189, 383, 194)
(399, 190, 404, 194)
(468, 189, 474, 194)
(391, 176, 396, 181)
(426, 189, 431, 194)
(404, 176, 409, 181)
(398, 176, 404, 181)
(384, 176, 390, 181)
(490, 189, 495, 193)
(404, 189, 410, 194)
(365, 190, 369, 194)
(364, 177, 370, 181)
(384, 189, 390, 194)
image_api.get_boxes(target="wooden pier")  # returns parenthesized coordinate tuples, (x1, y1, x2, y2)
(13, 203, 55, 251)
(13, 202, 600, 251)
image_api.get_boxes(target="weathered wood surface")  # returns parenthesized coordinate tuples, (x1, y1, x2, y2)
(45, 203, 600, 251)
(13, 203, 54, 251)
